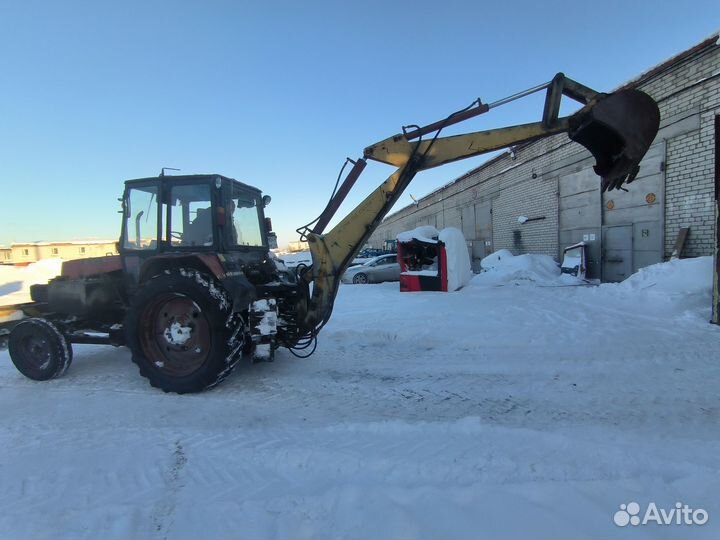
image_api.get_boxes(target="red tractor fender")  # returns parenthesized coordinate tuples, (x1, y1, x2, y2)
(61, 255, 123, 279)
(137, 253, 227, 284)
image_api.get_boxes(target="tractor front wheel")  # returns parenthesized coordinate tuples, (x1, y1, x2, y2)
(125, 269, 244, 393)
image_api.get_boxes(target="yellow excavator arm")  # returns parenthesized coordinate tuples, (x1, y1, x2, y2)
(296, 73, 659, 334)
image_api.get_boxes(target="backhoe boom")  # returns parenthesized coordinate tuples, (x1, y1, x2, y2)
(297, 73, 659, 335)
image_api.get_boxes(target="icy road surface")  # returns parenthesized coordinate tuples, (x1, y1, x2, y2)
(1, 257, 719, 539)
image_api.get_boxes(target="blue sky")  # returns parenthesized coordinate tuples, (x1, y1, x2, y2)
(0, 0, 717, 249)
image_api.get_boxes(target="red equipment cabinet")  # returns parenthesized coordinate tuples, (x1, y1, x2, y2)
(398, 238, 449, 292)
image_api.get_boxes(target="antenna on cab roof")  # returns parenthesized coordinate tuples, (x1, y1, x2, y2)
(159, 167, 180, 177)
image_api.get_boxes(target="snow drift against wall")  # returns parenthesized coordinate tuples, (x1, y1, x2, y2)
(617, 256, 712, 294)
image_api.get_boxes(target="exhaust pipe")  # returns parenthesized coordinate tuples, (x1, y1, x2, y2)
(568, 89, 660, 192)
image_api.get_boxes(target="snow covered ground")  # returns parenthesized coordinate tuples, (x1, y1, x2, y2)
(1, 257, 719, 539)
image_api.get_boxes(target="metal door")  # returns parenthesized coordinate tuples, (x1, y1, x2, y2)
(460, 205, 475, 239)
(458, 205, 475, 269)
(558, 167, 602, 279)
(471, 241, 486, 272)
(473, 201, 492, 271)
(602, 141, 665, 274)
(602, 225, 633, 282)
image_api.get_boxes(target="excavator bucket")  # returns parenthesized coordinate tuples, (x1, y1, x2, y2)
(568, 89, 660, 192)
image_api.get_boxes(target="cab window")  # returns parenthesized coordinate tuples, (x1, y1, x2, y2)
(168, 184, 214, 247)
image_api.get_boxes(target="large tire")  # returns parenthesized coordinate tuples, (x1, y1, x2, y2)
(8, 318, 72, 381)
(125, 269, 244, 393)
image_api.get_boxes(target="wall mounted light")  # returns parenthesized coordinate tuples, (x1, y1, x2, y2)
(517, 215, 546, 224)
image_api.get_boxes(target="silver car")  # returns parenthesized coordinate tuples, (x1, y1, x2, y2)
(341, 254, 400, 284)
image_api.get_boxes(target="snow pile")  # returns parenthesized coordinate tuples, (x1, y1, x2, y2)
(0, 259, 63, 306)
(615, 256, 712, 294)
(396, 225, 440, 244)
(438, 227, 472, 291)
(477, 249, 582, 286)
(596, 256, 714, 319)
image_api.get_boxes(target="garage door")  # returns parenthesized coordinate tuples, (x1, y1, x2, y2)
(558, 167, 602, 279)
(601, 141, 665, 278)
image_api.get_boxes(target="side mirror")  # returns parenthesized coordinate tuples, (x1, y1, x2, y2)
(262, 195, 272, 207)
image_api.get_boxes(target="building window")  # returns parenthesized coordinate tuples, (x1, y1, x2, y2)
(52, 248, 58, 255)
(80, 247, 86, 254)
(23, 249, 29, 256)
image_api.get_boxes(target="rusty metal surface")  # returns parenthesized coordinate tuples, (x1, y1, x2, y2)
(140, 293, 211, 377)
(61, 255, 123, 280)
(196, 254, 226, 280)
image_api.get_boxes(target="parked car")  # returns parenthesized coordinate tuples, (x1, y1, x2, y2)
(341, 254, 401, 284)
(350, 247, 397, 267)
(357, 248, 386, 258)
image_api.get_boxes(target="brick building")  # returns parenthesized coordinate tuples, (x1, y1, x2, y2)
(368, 35, 719, 281)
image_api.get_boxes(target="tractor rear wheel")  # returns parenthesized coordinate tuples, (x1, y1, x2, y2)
(8, 318, 72, 381)
(125, 269, 244, 393)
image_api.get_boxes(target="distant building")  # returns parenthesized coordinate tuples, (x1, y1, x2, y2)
(287, 241, 310, 252)
(6, 241, 118, 265)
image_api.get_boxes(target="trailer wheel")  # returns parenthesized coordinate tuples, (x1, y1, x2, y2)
(8, 318, 72, 381)
(125, 269, 244, 393)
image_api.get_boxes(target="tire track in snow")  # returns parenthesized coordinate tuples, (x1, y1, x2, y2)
(0, 428, 174, 525)
(151, 440, 188, 539)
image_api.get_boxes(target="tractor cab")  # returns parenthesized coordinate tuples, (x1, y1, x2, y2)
(120, 174, 273, 254)
(119, 174, 277, 288)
